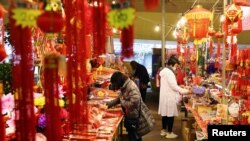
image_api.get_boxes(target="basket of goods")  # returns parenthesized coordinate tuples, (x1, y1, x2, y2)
(192, 86, 206, 96)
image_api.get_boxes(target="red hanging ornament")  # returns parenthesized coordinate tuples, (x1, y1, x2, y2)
(120, 25, 134, 58)
(185, 5, 212, 39)
(9, 3, 36, 140)
(0, 4, 7, 62)
(44, 55, 62, 141)
(208, 27, 215, 56)
(92, 0, 107, 57)
(144, 0, 159, 10)
(37, 11, 65, 33)
(215, 31, 223, 58)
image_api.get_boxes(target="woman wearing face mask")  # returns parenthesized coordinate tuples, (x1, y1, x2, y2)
(158, 55, 190, 139)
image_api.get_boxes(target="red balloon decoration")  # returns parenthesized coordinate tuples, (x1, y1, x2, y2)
(37, 11, 65, 33)
(185, 5, 212, 39)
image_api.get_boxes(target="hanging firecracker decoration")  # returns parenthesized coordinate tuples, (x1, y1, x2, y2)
(43, 54, 62, 141)
(37, 11, 65, 33)
(92, 0, 107, 57)
(0, 4, 7, 62)
(108, 1, 136, 58)
(144, 0, 159, 11)
(185, 5, 212, 39)
(64, 0, 89, 133)
(9, 1, 36, 140)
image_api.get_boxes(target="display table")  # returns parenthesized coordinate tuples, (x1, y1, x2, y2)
(184, 103, 208, 137)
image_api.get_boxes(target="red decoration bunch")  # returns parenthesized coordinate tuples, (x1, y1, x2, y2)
(144, 0, 159, 11)
(9, 2, 36, 140)
(0, 4, 7, 62)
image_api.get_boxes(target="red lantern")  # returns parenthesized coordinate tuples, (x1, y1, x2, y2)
(208, 27, 216, 36)
(0, 4, 7, 62)
(37, 11, 65, 33)
(185, 5, 212, 39)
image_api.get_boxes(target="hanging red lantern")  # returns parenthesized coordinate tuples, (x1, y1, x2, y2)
(208, 27, 216, 36)
(185, 5, 212, 39)
(0, 4, 7, 62)
(37, 11, 65, 33)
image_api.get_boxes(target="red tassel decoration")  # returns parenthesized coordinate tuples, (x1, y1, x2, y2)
(209, 38, 213, 56)
(9, 3, 35, 140)
(44, 55, 62, 141)
(144, 0, 159, 10)
(121, 25, 134, 58)
(215, 31, 223, 58)
(92, 0, 106, 57)
(0, 82, 5, 141)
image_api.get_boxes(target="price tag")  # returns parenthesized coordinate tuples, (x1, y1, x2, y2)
(12, 8, 42, 28)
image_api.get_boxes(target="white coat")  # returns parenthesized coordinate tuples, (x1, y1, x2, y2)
(158, 67, 189, 117)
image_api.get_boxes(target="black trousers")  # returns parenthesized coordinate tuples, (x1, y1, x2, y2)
(140, 87, 147, 102)
(162, 116, 174, 132)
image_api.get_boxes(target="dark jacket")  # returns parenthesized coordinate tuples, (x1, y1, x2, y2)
(133, 63, 150, 86)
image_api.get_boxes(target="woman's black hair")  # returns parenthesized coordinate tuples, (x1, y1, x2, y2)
(167, 55, 180, 66)
(110, 71, 128, 90)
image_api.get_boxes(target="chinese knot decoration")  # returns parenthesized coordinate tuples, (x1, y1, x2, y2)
(208, 27, 216, 56)
(223, 4, 243, 63)
(185, 5, 212, 39)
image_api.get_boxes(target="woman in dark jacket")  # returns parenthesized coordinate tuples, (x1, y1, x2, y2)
(107, 71, 142, 141)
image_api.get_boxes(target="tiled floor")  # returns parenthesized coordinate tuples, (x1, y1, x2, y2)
(121, 89, 189, 141)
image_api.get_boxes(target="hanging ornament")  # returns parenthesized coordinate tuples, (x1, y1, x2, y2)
(0, 4, 7, 62)
(92, 0, 107, 57)
(144, 0, 159, 11)
(12, 8, 42, 28)
(107, 7, 135, 29)
(37, 11, 65, 33)
(44, 54, 62, 141)
(9, 1, 36, 140)
(223, 4, 243, 36)
(215, 30, 224, 58)
(208, 27, 216, 56)
(185, 5, 212, 39)
(120, 25, 134, 58)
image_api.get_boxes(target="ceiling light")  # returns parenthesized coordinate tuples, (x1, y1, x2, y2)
(220, 15, 225, 22)
(154, 25, 160, 32)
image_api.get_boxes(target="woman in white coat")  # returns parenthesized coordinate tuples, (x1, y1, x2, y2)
(158, 55, 190, 139)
